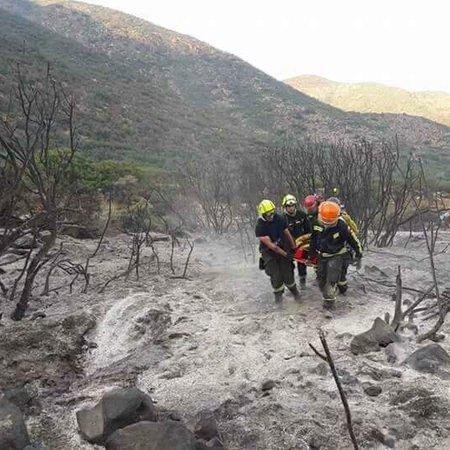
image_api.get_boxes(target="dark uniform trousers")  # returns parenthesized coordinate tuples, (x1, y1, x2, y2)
(262, 252, 295, 293)
(317, 253, 348, 297)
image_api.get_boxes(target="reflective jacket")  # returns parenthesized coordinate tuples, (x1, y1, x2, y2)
(310, 217, 363, 258)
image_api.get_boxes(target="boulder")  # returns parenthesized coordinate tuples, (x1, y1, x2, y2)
(105, 421, 198, 450)
(405, 343, 450, 373)
(0, 397, 30, 449)
(194, 410, 219, 441)
(350, 318, 399, 355)
(76, 388, 157, 444)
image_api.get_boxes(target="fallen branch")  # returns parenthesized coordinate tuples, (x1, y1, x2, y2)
(356, 273, 434, 296)
(99, 262, 137, 293)
(401, 285, 437, 320)
(313, 329, 359, 450)
(308, 343, 327, 361)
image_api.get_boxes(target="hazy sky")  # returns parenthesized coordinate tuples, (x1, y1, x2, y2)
(88, 0, 450, 93)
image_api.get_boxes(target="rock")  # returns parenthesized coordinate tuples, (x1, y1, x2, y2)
(76, 387, 157, 444)
(1, 313, 96, 391)
(158, 410, 183, 422)
(405, 343, 450, 373)
(60, 224, 99, 239)
(105, 421, 198, 450)
(397, 392, 449, 419)
(431, 333, 446, 342)
(194, 410, 219, 441)
(0, 397, 30, 449)
(384, 343, 400, 363)
(388, 385, 450, 418)
(389, 386, 432, 406)
(362, 382, 382, 397)
(350, 318, 399, 355)
(358, 364, 402, 381)
(3, 385, 36, 413)
(337, 369, 359, 386)
(336, 332, 354, 340)
(135, 309, 171, 342)
(261, 380, 276, 391)
(31, 312, 46, 320)
(384, 435, 396, 448)
(168, 332, 191, 339)
(12, 236, 38, 250)
(310, 362, 329, 376)
(369, 428, 395, 448)
(85, 341, 98, 349)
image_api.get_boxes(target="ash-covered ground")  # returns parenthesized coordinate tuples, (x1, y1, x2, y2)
(1, 231, 449, 449)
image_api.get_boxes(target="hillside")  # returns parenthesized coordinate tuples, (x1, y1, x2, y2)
(286, 75, 450, 128)
(0, 0, 450, 177)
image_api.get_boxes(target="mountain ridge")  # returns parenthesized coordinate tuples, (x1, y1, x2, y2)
(0, 0, 449, 181)
(286, 74, 450, 128)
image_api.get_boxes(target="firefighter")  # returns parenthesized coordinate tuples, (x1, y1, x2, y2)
(255, 199, 300, 302)
(310, 201, 363, 307)
(282, 194, 311, 288)
(303, 194, 320, 226)
(327, 196, 359, 293)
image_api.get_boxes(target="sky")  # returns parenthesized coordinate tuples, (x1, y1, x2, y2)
(88, 0, 450, 93)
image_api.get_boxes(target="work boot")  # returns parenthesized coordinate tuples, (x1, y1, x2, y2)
(322, 283, 337, 301)
(299, 276, 306, 289)
(288, 285, 301, 301)
(274, 291, 283, 303)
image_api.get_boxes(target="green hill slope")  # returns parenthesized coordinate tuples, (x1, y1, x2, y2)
(286, 75, 450, 128)
(0, 0, 449, 180)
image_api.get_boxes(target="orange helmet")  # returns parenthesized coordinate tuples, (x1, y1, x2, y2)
(318, 201, 341, 225)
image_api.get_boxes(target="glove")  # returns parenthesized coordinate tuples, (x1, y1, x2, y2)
(354, 256, 362, 270)
(309, 254, 319, 266)
(259, 257, 265, 271)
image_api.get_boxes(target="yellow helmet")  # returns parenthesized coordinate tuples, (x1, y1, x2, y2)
(282, 194, 297, 207)
(257, 199, 276, 216)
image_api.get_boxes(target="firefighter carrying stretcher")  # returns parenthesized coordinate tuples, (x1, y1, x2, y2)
(255, 199, 301, 303)
(309, 200, 363, 308)
(281, 194, 311, 289)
